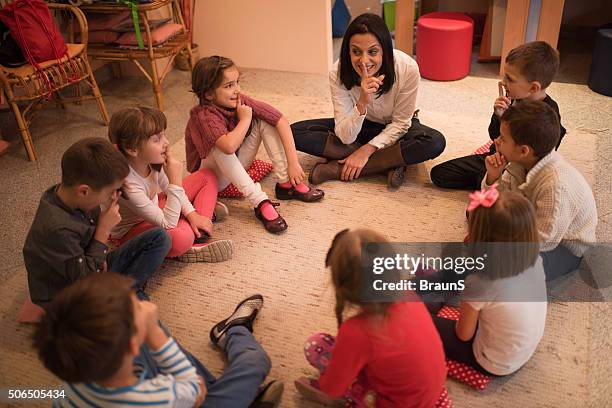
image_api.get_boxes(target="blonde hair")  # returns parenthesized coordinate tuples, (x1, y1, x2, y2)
(468, 190, 540, 279)
(326, 229, 394, 327)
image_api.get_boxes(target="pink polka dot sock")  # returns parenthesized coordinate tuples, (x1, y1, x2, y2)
(278, 181, 310, 193)
(260, 201, 279, 220)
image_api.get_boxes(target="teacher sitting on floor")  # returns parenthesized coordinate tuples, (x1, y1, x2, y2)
(291, 13, 446, 188)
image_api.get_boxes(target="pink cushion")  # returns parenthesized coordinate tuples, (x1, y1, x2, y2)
(472, 140, 493, 155)
(219, 160, 274, 198)
(87, 11, 131, 31)
(435, 387, 453, 408)
(18, 294, 45, 324)
(436, 306, 492, 390)
(85, 30, 121, 44)
(117, 23, 183, 46)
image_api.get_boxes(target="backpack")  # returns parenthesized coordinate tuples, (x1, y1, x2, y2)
(0, 0, 76, 96)
(0, 20, 26, 67)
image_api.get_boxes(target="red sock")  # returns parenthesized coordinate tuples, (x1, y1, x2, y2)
(279, 181, 310, 193)
(260, 201, 279, 220)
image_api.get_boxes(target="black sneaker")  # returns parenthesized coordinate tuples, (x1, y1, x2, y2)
(210, 294, 263, 346)
(249, 380, 284, 407)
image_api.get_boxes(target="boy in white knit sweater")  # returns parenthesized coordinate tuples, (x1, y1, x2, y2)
(483, 100, 597, 281)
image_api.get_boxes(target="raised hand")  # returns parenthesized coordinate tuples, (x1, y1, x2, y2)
(163, 150, 183, 186)
(484, 152, 507, 184)
(98, 192, 122, 233)
(357, 63, 384, 114)
(236, 93, 253, 124)
(494, 81, 511, 117)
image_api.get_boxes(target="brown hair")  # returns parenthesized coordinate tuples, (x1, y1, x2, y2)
(505, 41, 559, 89)
(108, 106, 167, 155)
(468, 190, 540, 279)
(191, 55, 236, 104)
(501, 99, 560, 158)
(33, 273, 136, 383)
(326, 228, 393, 327)
(61, 138, 129, 190)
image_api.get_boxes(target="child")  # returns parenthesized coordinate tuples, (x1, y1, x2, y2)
(109, 106, 233, 263)
(295, 229, 447, 408)
(431, 187, 548, 376)
(23, 138, 171, 307)
(33, 272, 283, 407)
(185, 56, 324, 234)
(483, 100, 597, 281)
(430, 41, 566, 190)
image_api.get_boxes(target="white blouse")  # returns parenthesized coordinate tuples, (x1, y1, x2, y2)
(112, 166, 195, 239)
(329, 49, 420, 150)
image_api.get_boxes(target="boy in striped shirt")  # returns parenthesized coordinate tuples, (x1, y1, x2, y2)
(33, 273, 283, 407)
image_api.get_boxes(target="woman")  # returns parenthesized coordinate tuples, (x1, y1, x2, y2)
(291, 13, 445, 188)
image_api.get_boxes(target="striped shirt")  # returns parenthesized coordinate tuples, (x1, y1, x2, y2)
(53, 337, 200, 407)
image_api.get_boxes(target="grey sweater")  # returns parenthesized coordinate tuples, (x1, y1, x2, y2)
(483, 152, 597, 256)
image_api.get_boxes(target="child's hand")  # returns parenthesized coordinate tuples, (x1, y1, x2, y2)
(236, 94, 253, 124)
(163, 151, 183, 186)
(186, 211, 213, 238)
(287, 161, 306, 186)
(139, 299, 168, 350)
(494, 81, 511, 117)
(193, 376, 207, 407)
(357, 63, 384, 112)
(484, 152, 507, 184)
(97, 193, 122, 235)
(493, 96, 511, 117)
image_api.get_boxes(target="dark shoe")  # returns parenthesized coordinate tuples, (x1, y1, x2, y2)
(308, 161, 342, 184)
(387, 166, 406, 188)
(294, 377, 344, 407)
(250, 380, 284, 408)
(275, 183, 324, 202)
(210, 294, 263, 346)
(254, 200, 288, 234)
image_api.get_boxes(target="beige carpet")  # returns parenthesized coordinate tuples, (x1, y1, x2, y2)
(0, 67, 610, 407)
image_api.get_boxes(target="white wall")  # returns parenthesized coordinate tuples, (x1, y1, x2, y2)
(192, 0, 333, 74)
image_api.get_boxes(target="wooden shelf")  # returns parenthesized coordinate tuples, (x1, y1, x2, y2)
(79, 0, 172, 13)
(77, 0, 192, 110)
(88, 31, 189, 61)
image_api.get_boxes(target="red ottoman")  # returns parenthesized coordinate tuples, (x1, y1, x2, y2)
(416, 12, 474, 81)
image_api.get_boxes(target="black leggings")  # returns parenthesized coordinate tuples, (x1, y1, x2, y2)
(430, 143, 497, 190)
(291, 117, 446, 165)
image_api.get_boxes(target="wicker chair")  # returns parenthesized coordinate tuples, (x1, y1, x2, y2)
(0, 1, 109, 161)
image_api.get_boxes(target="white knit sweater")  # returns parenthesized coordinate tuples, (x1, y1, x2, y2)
(483, 151, 597, 255)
